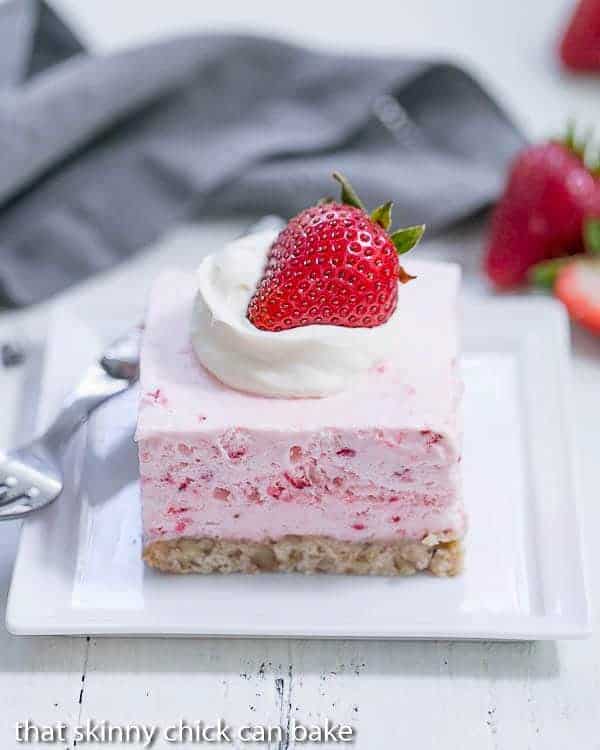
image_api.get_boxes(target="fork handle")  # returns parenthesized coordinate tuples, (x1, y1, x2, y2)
(40, 366, 134, 456)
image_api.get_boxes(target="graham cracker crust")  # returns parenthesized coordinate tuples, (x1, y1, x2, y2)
(143, 534, 463, 577)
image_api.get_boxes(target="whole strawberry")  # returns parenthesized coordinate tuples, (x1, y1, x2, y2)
(484, 135, 600, 288)
(247, 173, 424, 331)
(560, 0, 600, 72)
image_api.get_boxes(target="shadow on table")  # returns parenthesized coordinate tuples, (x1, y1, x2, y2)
(0, 632, 562, 681)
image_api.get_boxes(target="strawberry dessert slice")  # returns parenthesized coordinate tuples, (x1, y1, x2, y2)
(138, 173, 464, 577)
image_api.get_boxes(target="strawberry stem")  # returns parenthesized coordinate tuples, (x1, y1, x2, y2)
(332, 172, 366, 211)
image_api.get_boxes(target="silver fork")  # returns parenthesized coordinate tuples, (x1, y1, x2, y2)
(0, 327, 142, 521)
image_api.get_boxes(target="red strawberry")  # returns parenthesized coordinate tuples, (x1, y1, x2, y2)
(484, 138, 600, 288)
(555, 258, 600, 335)
(247, 173, 424, 331)
(560, 0, 600, 72)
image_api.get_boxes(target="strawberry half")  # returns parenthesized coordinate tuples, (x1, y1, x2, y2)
(560, 0, 600, 72)
(247, 173, 424, 331)
(555, 258, 600, 335)
(484, 136, 600, 288)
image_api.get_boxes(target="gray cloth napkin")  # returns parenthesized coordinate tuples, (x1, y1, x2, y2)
(0, 0, 525, 307)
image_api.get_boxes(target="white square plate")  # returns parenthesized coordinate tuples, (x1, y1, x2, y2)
(6, 296, 590, 639)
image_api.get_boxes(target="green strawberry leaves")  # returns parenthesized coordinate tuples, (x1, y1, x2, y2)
(371, 201, 393, 230)
(332, 172, 366, 211)
(584, 217, 600, 255)
(563, 120, 590, 162)
(560, 122, 600, 175)
(529, 217, 600, 289)
(390, 225, 426, 255)
(528, 258, 573, 288)
(330, 172, 425, 264)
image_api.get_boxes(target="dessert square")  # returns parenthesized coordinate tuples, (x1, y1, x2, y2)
(137, 258, 464, 576)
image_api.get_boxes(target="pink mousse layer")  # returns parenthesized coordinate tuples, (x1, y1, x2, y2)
(136, 265, 465, 545)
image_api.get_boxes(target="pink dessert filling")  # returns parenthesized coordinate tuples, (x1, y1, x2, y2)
(136, 265, 464, 547)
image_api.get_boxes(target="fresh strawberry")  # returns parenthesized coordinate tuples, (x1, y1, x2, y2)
(484, 137, 600, 288)
(555, 258, 600, 335)
(247, 173, 424, 331)
(560, 0, 600, 72)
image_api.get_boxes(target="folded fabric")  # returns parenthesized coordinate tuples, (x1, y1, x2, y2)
(0, 0, 526, 307)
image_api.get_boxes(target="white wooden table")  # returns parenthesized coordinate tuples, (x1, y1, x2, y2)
(1, 1, 599, 747)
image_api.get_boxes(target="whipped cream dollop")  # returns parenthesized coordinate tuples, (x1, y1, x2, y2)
(190, 230, 401, 398)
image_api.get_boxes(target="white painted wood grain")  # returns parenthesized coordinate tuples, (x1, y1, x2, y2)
(73, 638, 600, 749)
